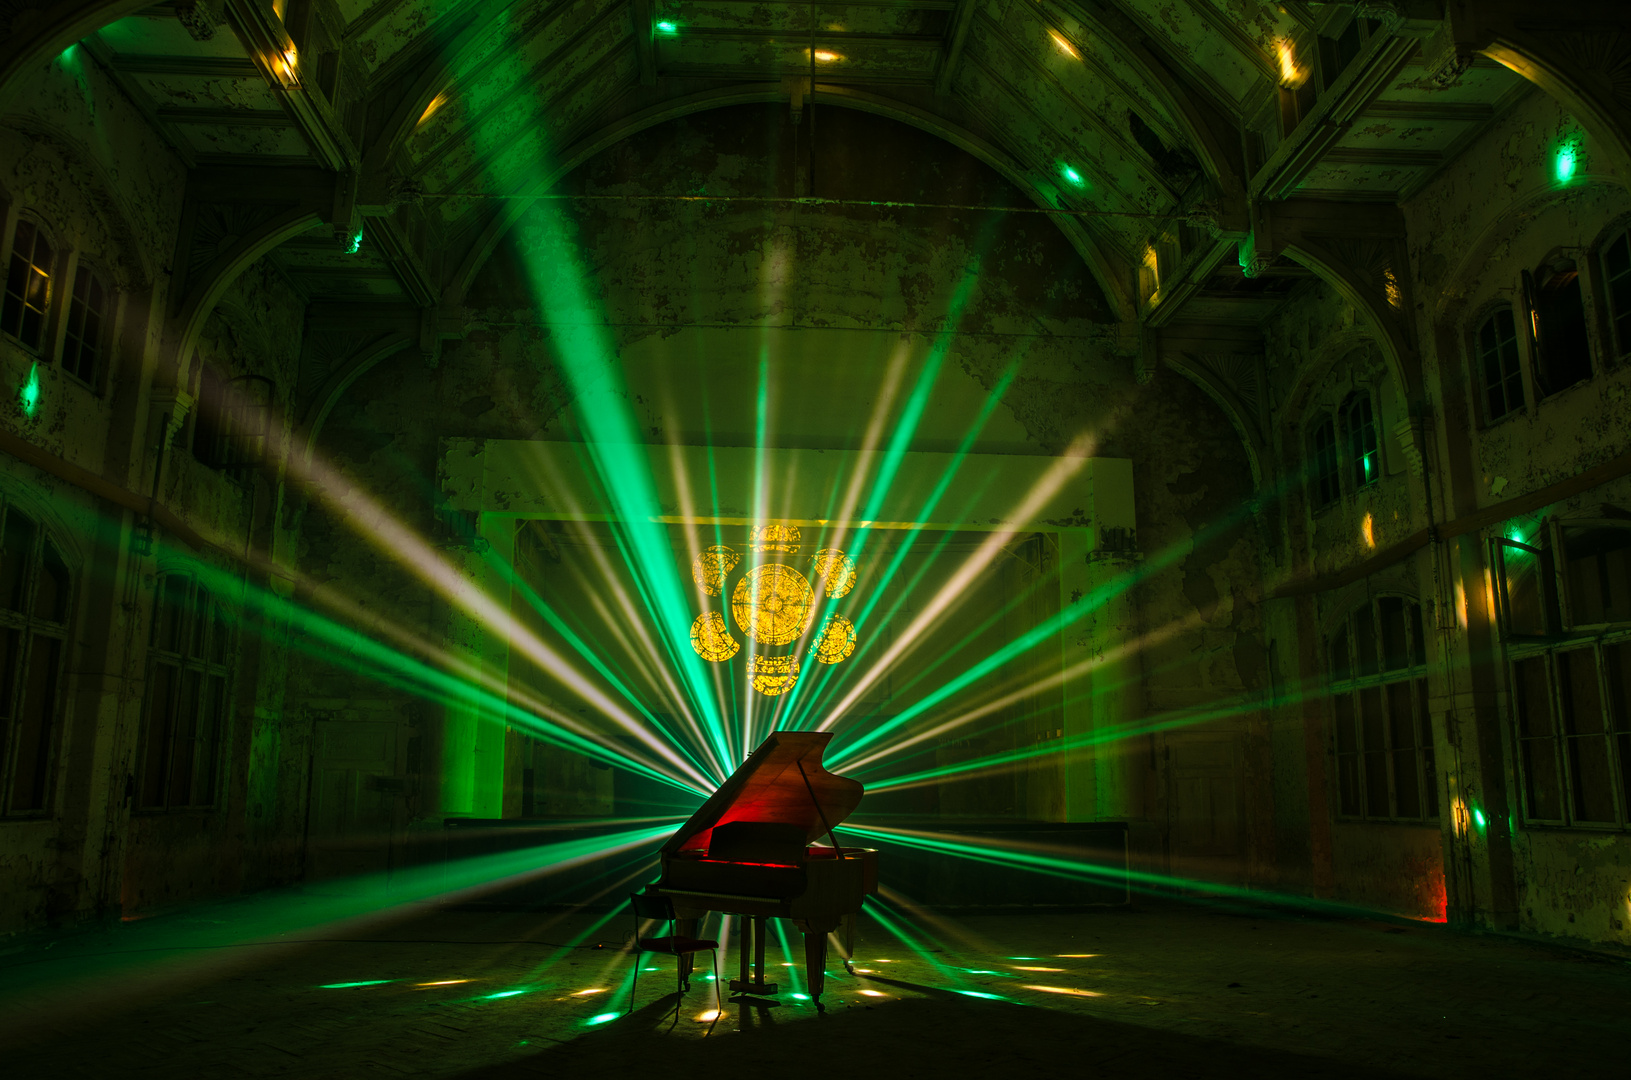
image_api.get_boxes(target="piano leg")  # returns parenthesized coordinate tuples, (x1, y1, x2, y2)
(805, 931, 827, 1011)
(841, 912, 856, 975)
(729, 915, 779, 996)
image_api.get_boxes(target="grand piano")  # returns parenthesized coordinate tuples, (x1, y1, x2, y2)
(645, 731, 878, 1010)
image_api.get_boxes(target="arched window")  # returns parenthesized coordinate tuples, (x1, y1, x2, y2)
(1, 218, 55, 352)
(136, 572, 234, 810)
(1524, 257, 1592, 395)
(0, 502, 71, 816)
(60, 263, 108, 386)
(1308, 412, 1340, 509)
(1474, 307, 1525, 423)
(1341, 392, 1379, 490)
(1599, 224, 1631, 363)
(1327, 596, 1437, 821)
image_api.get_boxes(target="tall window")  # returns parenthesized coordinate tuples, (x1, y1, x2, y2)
(1524, 261, 1592, 396)
(136, 573, 233, 810)
(60, 265, 107, 386)
(1513, 644, 1631, 827)
(1475, 308, 1525, 423)
(2, 219, 54, 352)
(1601, 225, 1631, 362)
(1308, 413, 1340, 509)
(0, 504, 71, 816)
(1495, 520, 1631, 828)
(1341, 392, 1379, 490)
(1328, 596, 1438, 821)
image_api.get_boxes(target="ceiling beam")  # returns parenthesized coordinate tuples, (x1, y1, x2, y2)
(935, 0, 978, 95)
(631, 0, 657, 87)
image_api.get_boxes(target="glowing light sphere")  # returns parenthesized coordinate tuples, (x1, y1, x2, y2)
(690, 611, 739, 662)
(1061, 164, 1084, 187)
(732, 563, 813, 646)
(809, 548, 857, 598)
(691, 544, 741, 596)
(814, 614, 856, 665)
(749, 653, 799, 696)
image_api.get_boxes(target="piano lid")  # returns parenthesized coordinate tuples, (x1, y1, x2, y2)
(662, 731, 863, 855)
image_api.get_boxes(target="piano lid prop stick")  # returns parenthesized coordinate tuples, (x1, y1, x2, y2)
(796, 759, 846, 858)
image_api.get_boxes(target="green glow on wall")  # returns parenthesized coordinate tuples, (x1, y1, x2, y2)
(1472, 807, 1487, 829)
(1554, 142, 1578, 184)
(20, 362, 40, 417)
(655, 20, 678, 33)
(347, 228, 364, 255)
(1060, 164, 1084, 187)
(319, 980, 393, 989)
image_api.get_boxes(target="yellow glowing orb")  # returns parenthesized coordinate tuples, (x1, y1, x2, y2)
(813, 615, 856, 665)
(691, 545, 740, 597)
(690, 611, 739, 662)
(809, 548, 857, 598)
(749, 653, 799, 696)
(732, 563, 813, 646)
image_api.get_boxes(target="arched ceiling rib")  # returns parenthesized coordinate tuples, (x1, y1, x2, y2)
(15, 0, 1559, 338)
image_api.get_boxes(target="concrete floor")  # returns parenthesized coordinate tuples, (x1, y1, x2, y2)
(2, 899, 1628, 1079)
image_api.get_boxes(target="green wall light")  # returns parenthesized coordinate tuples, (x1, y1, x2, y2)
(20, 362, 40, 418)
(655, 20, 677, 33)
(1472, 806, 1487, 829)
(1555, 142, 1578, 184)
(1060, 164, 1084, 187)
(347, 227, 364, 255)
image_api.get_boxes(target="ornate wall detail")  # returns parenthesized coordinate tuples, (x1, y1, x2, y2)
(1191, 352, 1264, 419)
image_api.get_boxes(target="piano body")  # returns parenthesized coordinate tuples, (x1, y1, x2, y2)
(646, 731, 878, 1010)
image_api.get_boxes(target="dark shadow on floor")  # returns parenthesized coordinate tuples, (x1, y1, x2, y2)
(449, 995, 1416, 1080)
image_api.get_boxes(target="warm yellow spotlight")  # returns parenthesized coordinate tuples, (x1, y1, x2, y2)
(857, 989, 886, 997)
(1055, 954, 1098, 958)
(695, 1009, 723, 1022)
(1275, 38, 1308, 88)
(811, 49, 843, 62)
(1362, 513, 1376, 549)
(417, 979, 471, 987)
(418, 92, 448, 127)
(271, 45, 300, 88)
(571, 988, 607, 996)
(1011, 966, 1065, 972)
(1024, 984, 1103, 997)
(1049, 30, 1081, 60)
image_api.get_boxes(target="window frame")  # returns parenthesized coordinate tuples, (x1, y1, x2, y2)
(1340, 390, 1380, 492)
(1, 215, 59, 356)
(0, 499, 74, 819)
(1597, 222, 1631, 364)
(134, 570, 236, 813)
(1471, 305, 1528, 426)
(1307, 410, 1342, 512)
(1326, 594, 1439, 824)
(58, 258, 110, 391)
(1508, 637, 1631, 830)
(1494, 517, 1631, 830)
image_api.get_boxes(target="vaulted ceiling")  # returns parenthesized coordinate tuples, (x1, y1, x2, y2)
(50, 1, 1533, 328)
